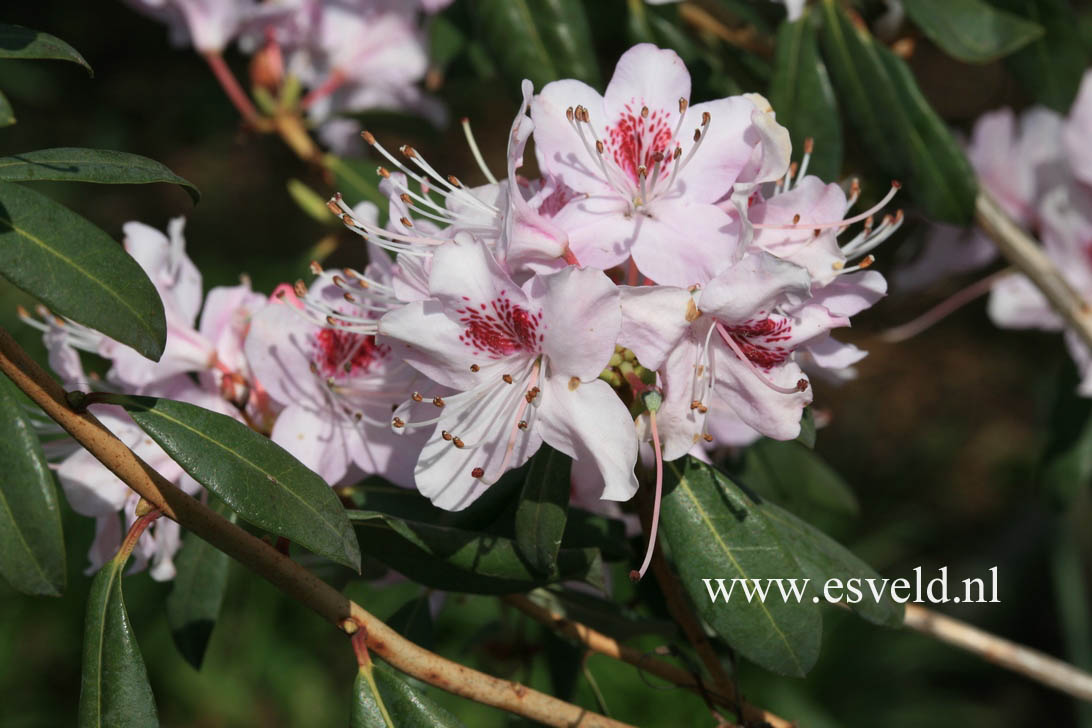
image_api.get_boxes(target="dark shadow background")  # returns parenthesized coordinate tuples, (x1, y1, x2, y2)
(1, 2, 1090, 726)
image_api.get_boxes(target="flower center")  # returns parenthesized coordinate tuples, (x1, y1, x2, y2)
(457, 293, 544, 358)
(607, 102, 675, 186)
(313, 328, 387, 378)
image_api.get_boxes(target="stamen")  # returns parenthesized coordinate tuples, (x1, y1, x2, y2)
(716, 324, 809, 395)
(631, 407, 665, 582)
(754, 182, 900, 231)
(460, 117, 499, 184)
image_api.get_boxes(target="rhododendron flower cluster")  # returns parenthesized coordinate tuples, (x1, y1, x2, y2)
(910, 69, 1092, 395)
(32, 44, 899, 579)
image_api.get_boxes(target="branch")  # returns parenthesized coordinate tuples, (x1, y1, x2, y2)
(975, 189, 1092, 352)
(0, 327, 631, 728)
(905, 605, 1092, 702)
(504, 595, 793, 728)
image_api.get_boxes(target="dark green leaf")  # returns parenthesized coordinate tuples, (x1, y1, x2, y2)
(0, 181, 167, 361)
(818, 0, 978, 223)
(1040, 362, 1092, 505)
(760, 500, 903, 626)
(117, 396, 361, 571)
(352, 663, 465, 728)
(769, 12, 843, 180)
(660, 456, 821, 676)
(796, 407, 816, 448)
(473, 0, 600, 90)
(996, 0, 1090, 111)
(734, 439, 859, 516)
(0, 89, 13, 127)
(429, 15, 468, 74)
(0, 375, 64, 596)
(904, 0, 1043, 63)
(1051, 518, 1092, 727)
(166, 498, 237, 669)
(387, 595, 435, 650)
(78, 552, 158, 727)
(0, 148, 199, 203)
(0, 24, 92, 75)
(515, 445, 572, 576)
(352, 512, 603, 594)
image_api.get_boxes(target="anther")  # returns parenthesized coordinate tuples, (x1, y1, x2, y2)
(310, 362, 319, 375)
(412, 392, 423, 402)
(294, 281, 307, 297)
(361, 130, 376, 145)
(447, 175, 463, 187)
(804, 137, 814, 154)
(796, 379, 809, 392)
(470, 364, 480, 372)
(596, 140, 604, 154)
(702, 433, 713, 442)
(690, 400, 702, 410)
(502, 373, 514, 384)
(698, 405, 708, 414)
(701, 111, 711, 125)
(858, 255, 876, 269)
(452, 437, 465, 448)
(432, 396, 445, 408)
(399, 192, 412, 203)
(343, 292, 356, 303)
(518, 421, 528, 430)
(641, 106, 649, 118)
(332, 275, 346, 287)
(400, 145, 417, 159)
(471, 467, 485, 478)
(325, 315, 338, 326)
(310, 261, 323, 275)
(400, 216, 413, 228)
(392, 417, 405, 428)
(441, 430, 453, 441)
(566, 106, 574, 122)
(693, 128, 701, 142)
(679, 98, 688, 113)
(792, 214, 801, 224)
(377, 166, 391, 179)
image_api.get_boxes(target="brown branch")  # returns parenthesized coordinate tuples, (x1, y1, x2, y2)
(0, 326, 631, 728)
(905, 605, 1092, 702)
(677, 2, 774, 58)
(504, 595, 793, 728)
(975, 189, 1092, 352)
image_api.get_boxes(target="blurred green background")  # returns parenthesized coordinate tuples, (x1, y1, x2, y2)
(1, 2, 1090, 726)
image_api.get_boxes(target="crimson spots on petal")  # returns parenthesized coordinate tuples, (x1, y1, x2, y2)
(313, 328, 388, 378)
(723, 317, 793, 370)
(607, 101, 675, 185)
(457, 295, 545, 358)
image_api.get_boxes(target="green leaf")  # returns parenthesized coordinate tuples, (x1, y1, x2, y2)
(0, 24, 92, 75)
(734, 439, 859, 516)
(0, 375, 65, 596)
(0, 148, 199, 203)
(760, 500, 903, 626)
(1040, 362, 1092, 504)
(996, 0, 1090, 111)
(166, 498, 237, 669)
(0, 181, 167, 361)
(116, 396, 361, 572)
(796, 407, 816, 449)
(352, 512, 603, 594)
(515, 445, 572, 576)
(903, 0, 1043, 63)
(352, 663, 465, 728)
(660, 456, 821, 676)
(769, 12, 843, 180)
(0, 89, 13, 127)
(78, 552, 158, 727)
(818, 0, 978, 223)
(473, 0, 601, 90)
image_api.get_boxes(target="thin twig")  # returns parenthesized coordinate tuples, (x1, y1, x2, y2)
(975, 189, 1092, 352)
(0, 327, 630, 728)
(905, 605, 1092, 702)
(504, 595, 793, 728)
(202, 51, 263, 127)
(677, 2, 774, 58)
(880, 267, 1013, 343)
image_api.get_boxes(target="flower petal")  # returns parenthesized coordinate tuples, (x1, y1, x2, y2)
(602, 44, 691, 139)
(698, 252, 811, 324)
(269, 404, 351, 485)
(531, 78, 615, 197)
(535, 267, 621, 380)
(618, 285, 695, 371)
(630, 198, 743, 287)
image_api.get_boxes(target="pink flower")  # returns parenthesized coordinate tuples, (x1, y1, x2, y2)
(125, 0, 269, 52)
(1064, 70, 1092, 189)
(377, 237, 637, 511)
(244, 225, 424, 486)
(530, 43, 790, 285)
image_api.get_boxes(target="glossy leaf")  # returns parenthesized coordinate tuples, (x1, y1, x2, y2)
(166, 498, 237, 669)
(1039, 363, 1092, 505)
(0, 24, 92, 75)
(796, 407, 817, 449)
(0, 89, 13, 127)
(0, 148, 199, 203)
(515, 445, 572, 576)
(768, 12, 843, 180)
(352, 663, 465, 728)
(660, 456, 821, 676)
(904, 0, 1043, 63)
(117, 396, 361, 571)
(734, 439, 859, 516)
(0, 181, 167, 361)
(0, 375, 65, 596)
(760, 500, 903, 626)
(351, 512, 603, 594)
(473, 0, 600, 90)
(818, 0, 978, 223)
(78, 553, 157, 727)
(995, 0, 1090, 111)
